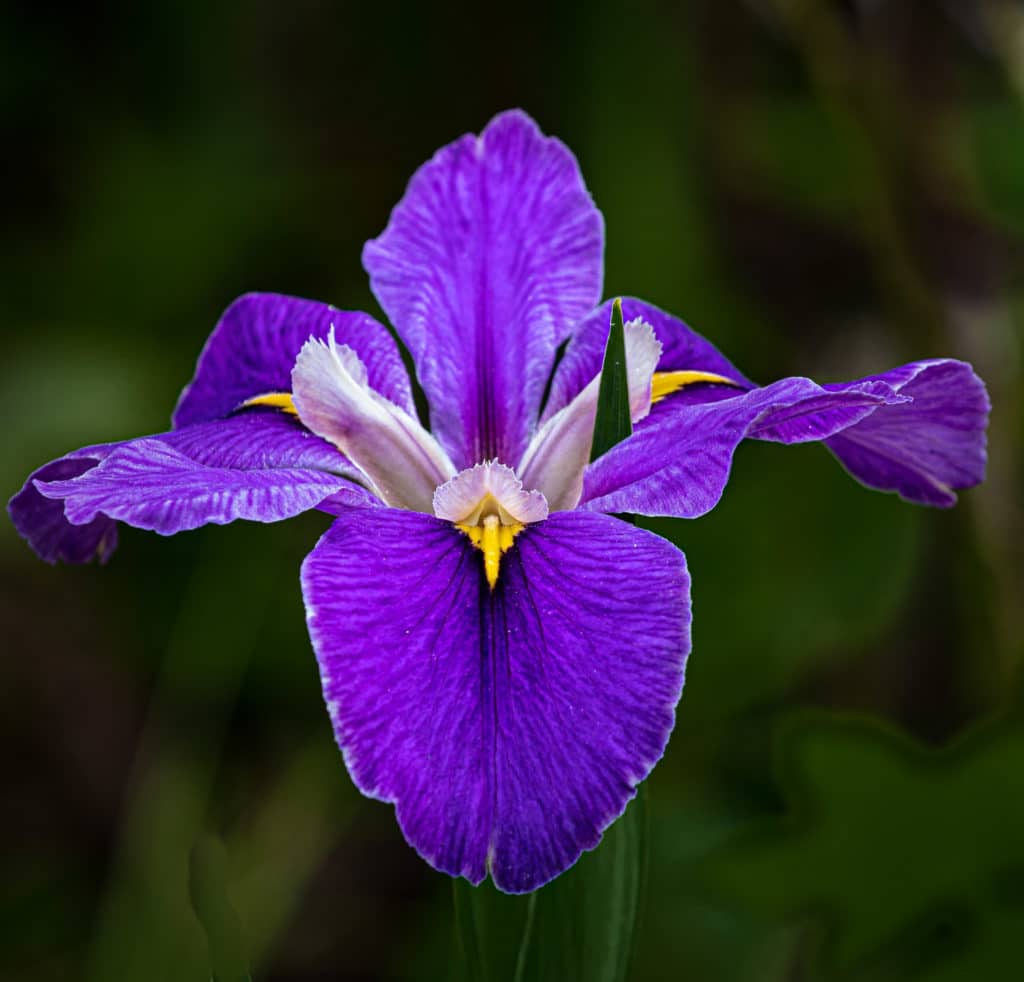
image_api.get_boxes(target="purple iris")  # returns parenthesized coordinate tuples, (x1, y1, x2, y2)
(9, 110, 989, 894)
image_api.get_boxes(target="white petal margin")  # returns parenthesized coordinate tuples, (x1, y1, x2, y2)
(292, 328, 456, 512)
(433, 460, 549, 526)
(517, 318, 662, 511)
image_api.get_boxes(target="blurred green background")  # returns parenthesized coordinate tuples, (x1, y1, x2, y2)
(2, 1, 1022, 979)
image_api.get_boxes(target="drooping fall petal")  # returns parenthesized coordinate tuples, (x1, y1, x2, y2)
(302, 507, 690, 893)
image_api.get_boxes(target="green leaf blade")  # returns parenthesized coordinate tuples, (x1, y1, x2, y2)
(452, 789, 648, 982)
(590, 298, 633, 462)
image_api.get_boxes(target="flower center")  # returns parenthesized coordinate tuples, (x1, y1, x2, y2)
(456, 515, 522, 590)
(432, 461, 549, 589)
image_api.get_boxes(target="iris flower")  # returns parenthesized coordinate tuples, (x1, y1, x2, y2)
(10, 110, 989, 893)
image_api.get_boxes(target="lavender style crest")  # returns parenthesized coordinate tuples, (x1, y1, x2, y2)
(9, 111, 990, 893)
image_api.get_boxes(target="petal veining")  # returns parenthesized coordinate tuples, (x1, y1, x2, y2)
(580, 376, 915, 517)
(517, 317, 662, 511)
(174, 293, 414, 427)
(820, 360, 990, 506)
(292, 329, 456, 512)
(33, 436, 371, 536)
(363, 110, 604, 467)
(9, 412, 372, 563)
(301, 508, 690, 893)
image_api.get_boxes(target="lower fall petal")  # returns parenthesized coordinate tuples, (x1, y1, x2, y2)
(301, 508, 690, 893)
(36, 438, 370, 535)
(11, 413, 375, 558)
(820, 360, 990, 507)
(581, 376, 907, 518)
(9, 452, 120, 564)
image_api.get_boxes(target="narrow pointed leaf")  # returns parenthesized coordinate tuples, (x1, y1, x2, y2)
(451, 789, 648, 982)
(590, 297, 633, 462)
(452, 879, 492, 982)
(524, 786, 648, 982)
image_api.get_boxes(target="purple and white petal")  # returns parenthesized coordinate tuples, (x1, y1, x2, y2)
(363, 110, 604, 468)
(819, 360, 990, 507)
(543, 297, 752, 421)
(433, 461, 548, 525)
(518, 318, 663, 511)
(302, 508, 689, 893)
(291, 330, 455, 512)
(581, 376, 907, 518)
(173, 293, 415, 427)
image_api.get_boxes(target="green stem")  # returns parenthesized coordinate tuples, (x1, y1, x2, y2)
(511, 891, 538, 982)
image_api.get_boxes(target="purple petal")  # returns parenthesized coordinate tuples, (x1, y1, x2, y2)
(363, 110, 604, 468)
(581, 376, 907, 518)
(173, 293, 415, 427)
(542, 297, 752, 422)
(821, 360, 990, 507)
(9, 452, 120, 564)
(302, 508, 689, 893)
(36, 438, 371, 535)
(161, 410, 364, 478)
(12, 413, 375, 559)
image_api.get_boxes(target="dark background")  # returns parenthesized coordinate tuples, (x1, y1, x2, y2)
(2, 1, 1022, 979)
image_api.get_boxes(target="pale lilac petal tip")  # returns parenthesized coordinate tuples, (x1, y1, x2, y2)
(433, 460, 548, 525)
(291, 331, 454, 512)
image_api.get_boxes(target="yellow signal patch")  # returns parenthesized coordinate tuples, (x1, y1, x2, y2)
(456, 515, 524, 590)
(650, 370, 741, 404)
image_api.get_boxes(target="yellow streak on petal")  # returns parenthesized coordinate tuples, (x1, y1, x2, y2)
(650, 370, 742, 404)
(239, 392, 298, 415)
(456, 515, 524, 590)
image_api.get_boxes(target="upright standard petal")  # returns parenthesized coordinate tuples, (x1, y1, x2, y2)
(11, 412, 374, 560)
(820, 360, 990, 507)
(173, 292, 415, 427)
(542, 297, 752, 422)
(302, 508, 689, 893)
(363, 110, 604, 468)
(581, 376, 908, 518)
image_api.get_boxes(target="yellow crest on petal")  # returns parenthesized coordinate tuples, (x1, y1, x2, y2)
(457, 515, 524, 590)
(650, 371, 741, 404)
(239, 392, 298, 415)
